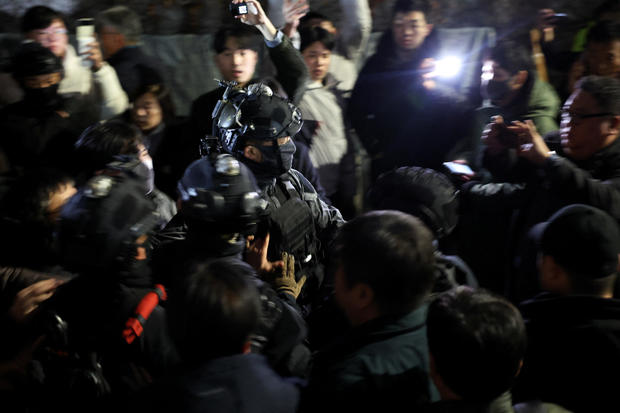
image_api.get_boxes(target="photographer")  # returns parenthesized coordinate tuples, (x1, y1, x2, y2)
(348, 0, 474, 180)
(460, 75, 620, 300)
(466, 39, 561, 171)
(0, 5, 129, 120)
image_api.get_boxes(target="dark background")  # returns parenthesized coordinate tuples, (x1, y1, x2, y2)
(0, 0, 611, 35)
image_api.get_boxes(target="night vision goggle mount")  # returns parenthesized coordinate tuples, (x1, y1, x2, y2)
(210, 79, 303, 155)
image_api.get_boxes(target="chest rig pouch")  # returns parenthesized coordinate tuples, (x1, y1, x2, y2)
(265, 176, 318, 282)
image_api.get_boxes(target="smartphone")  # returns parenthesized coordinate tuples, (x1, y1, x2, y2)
(229, 2, 249, 16)
(76, 18, 95, 68)
(443, 162, 474, 176)
(496, 122, 520, 149)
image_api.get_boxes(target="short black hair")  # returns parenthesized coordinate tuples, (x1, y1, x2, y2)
(392, 0, 432, 22)
(576, 75, 620, 115)
(587, 19, 620, 44)
(132, 83, 176, 124)
(299, 11, 329, 27)
(21, 6, 65, 33)
(487, 39, 534, 74)
(334, 210, 435, 314)
(1, 167, 74, 226)
(299, 26, 336, 53)
(168, 257, 261, 362)
(213, 25, 262, 54)
(74, 119, 144, 175)
(427, 287, 527, 402)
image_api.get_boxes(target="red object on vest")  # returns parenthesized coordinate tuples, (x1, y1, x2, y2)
(122, 284, 167, 344)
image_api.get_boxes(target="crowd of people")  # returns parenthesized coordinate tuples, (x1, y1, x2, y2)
(0, 0, 619, 412)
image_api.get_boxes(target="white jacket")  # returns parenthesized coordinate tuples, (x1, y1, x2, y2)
(60, 44, 128, 120)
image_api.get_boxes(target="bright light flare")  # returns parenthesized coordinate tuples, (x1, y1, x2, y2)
(481, 60, 494, 82)
(431, 56, 463, 78)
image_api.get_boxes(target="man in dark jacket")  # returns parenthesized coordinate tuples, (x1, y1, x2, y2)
(134, 257, 300, 413)
(468, 38, 561, 169)
(348, 0, 472, 179)
(95, 6, 163, 100)
(513, 204, 620, 413)
(0, 41, 98, 174)
(301, 210, 438, 413)
(189, 0, 308, 141)
(460, 75, 620, 299)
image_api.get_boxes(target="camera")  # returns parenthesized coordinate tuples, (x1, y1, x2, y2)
(229, 2, 249, 16)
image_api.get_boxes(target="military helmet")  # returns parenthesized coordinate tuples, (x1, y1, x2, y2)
(213, 82, 303, 155)
(177, 153, 267, 229)
(367, 166, 459, 239)
(59, 172, 160, 273)
(12, 40, 64, 78)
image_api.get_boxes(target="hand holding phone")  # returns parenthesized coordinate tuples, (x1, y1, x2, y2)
(443, 161, 474, 176)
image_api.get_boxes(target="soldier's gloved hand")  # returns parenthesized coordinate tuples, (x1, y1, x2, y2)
(273, 252, 306, 299)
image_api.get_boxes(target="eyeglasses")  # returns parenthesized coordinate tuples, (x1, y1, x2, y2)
(34, 28, 68, 37)
(560, 111, 614, 124)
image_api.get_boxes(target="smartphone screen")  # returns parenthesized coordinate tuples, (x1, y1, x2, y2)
(76, 18, 94, 38)
(443, 162, 474, 176)
(76, 18, 95, 68)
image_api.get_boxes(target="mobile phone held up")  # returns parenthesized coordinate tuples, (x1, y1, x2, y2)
(443, 162, 474, 176)
(76, 18, 95, 69)
(230, 2, 249, 17)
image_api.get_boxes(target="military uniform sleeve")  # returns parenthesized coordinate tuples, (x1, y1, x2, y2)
(291, 170, 345, 262)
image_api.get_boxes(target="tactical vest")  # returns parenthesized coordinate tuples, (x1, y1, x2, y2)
(264, 174, 320, 285)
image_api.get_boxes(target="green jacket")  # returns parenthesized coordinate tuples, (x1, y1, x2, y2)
(302, 306, 438, 412)
(463, 74, 560, 168)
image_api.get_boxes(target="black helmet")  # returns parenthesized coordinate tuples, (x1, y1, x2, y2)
(59, 172, 160, 273)
(177, 154, 267, 230)
(213, 82, 303, 155)
(11, 40, 64, 78)
(367, 166, 459, 239)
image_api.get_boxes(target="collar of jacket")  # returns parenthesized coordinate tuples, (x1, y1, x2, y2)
(306, 73, 341, 91)
(341, 305, 429, 351)
(562, 134, 620, 175)
(519, 291, 620, 322)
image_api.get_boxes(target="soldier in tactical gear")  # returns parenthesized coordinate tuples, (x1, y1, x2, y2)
(212, 83, 345, 312)
(28, 170, 178, 412)
(151, 154, 311, 377)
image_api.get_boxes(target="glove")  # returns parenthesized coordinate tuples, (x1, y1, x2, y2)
(273, 252, 306, 299)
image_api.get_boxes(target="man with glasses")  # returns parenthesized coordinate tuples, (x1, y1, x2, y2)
(0, 6, 128, 120)
(460, 75, 620, 301)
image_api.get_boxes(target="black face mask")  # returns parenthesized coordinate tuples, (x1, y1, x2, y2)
(245, 139, 297, 181)
(23, 84, 62, 113)
(485, 79, 511, 104)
